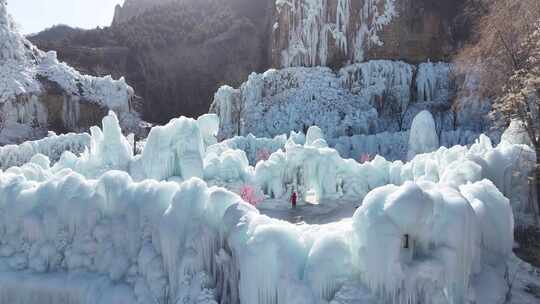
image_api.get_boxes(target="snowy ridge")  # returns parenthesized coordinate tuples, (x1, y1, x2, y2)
(0, 132, 90, 170)
(0, 112, 538, 304)
(275, 0, 397, 67)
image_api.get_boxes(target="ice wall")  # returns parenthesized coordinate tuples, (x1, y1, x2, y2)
(42, 112, 207, 183)
(0, 165, 517, 304)
(330, 128, 482, 161)
(0, 112, 530, 304)
(0, 1, 139, 141)
(210, 60, 473, 140)
(416, 62, 453, 103)
(0, 132, 90, 170)
(275, 0, 397, 67)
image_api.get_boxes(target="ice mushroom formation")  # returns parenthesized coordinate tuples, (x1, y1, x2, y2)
(0, 0, 139, 144)
(0, 110, 538, 304)
(407, 110, 439, 160)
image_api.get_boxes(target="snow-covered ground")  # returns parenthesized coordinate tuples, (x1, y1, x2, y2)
(0, 111, 539, 304)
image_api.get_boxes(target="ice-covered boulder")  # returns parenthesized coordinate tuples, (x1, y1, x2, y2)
(407, 110, 439, 160)
(305, 126, 325, 147)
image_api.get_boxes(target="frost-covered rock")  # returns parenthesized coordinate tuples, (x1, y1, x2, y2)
(0, 1, 139, 144)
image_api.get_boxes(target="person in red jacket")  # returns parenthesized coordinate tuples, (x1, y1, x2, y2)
(291, 191, 297, 209)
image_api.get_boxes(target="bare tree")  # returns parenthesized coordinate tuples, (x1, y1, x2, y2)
(455, 0, 540, 100)
(454, 0, 540, 212)
(493, 22, 540, 212)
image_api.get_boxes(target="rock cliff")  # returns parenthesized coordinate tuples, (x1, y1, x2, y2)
(30, 0, 468, 124)
(272, 0, 464, 67)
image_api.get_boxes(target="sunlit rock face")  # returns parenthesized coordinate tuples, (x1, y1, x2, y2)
(271, 0, 463, 68)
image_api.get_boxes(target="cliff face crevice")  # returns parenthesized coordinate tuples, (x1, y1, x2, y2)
(30, 0, 467, 123)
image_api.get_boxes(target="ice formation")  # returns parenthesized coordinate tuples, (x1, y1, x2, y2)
(210, 60, 486, 141)
(0, 1, 138, 143)
(0, 110, 536, 304)
(0, 132, 90, 170)
(407, 110, 439, 160)
(275, 0, 397, 67)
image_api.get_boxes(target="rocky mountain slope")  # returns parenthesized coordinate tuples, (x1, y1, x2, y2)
(30, 0, 468, 124)
(0, 1, 140, 145)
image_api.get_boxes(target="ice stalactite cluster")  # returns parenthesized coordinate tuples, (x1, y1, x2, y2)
(416, 62, 453, 103)
(43, 112, 212, 183)
(211, 60, 481, 141)
(329, 128, 482, 161)
(246, 123, 534, 214)
(206, 133, 290, 166)
(203, 127, 481, 164)
(275, 0, 397, 67)
(0, 110, 534, 304)
(0, 132, 90, 170)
